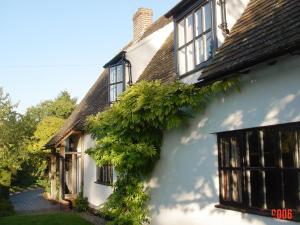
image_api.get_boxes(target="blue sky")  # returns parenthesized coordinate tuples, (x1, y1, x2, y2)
(0, 0, 178, 113)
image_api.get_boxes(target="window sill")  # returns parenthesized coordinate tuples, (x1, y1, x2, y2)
(94, 181, 113, 187)
(178, 59, 212, 79)
(215, 204, 300, 222)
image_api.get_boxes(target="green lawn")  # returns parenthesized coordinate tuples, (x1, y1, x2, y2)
(0, 213, 93, 225)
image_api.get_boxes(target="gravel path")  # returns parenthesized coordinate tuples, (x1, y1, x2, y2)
(9, 188, 107, 225)
(10, 188, 60, 214)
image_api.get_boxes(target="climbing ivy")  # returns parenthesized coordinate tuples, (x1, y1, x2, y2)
(86, 79, 239, 225)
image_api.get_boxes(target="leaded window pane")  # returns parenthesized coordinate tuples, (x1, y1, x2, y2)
(231, 171, 242, 203)
(195, 37, 205, 65)
(249, 171, 264, 208)
(116, 65, 123, 82)
(263, 129, 279, 167)
(221, 170, 231, 201)
(281, 130, 297, 167)
(265, 170, 283, 209)
(110, 67, 116, 83)
(283, 171, 300, 209)
(178, 48, 186, 75)
(247, 131, 261, 167)
(178, 19, 185, 47)
(186, 14, 194, 43)
(116, 83, 123, 97)
(205, 32, 213, 60)
(220, 138, 230, 167)
(203, 2, 212, 31)
(230, 137, 241, 167)
(195, 9, 203, 36)
(186, 43, 195, 72)
(110, 85, 116, 102)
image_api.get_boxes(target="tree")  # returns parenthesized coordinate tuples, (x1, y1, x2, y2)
(0, 88, 28, 188)
(24, 91, 77, 129)
(13, 91, 77, 186)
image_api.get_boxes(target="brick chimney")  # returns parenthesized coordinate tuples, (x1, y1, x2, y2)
(133, 8, 153, 41)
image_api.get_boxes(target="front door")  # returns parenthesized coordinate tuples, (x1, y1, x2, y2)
(61, 134, 82, 199)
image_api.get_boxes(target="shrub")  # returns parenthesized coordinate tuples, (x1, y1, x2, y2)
(0, 198, 14, 217)
(0, 185, 9, 200)
(75, 192, 89, 212)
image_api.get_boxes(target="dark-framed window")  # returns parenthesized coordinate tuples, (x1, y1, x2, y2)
(217, 122, 300, 221)
(96, 165, 113, 186)
(109, 64, 125, 103)
(175, 0, 215, 76)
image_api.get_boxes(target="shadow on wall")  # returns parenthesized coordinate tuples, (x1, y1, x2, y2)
(147, 55, 300, 225)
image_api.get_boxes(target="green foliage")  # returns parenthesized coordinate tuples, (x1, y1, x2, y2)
(74, 192, 89, 212)
(30, 116, 65, 153)
(0, 198, 14, 217)
(25, 91, 77, 125)
(21, 116, 65, 181)
(87, 79, 239, 224)
(12, 91, 76, 190)
(0, 184, 14, 217)
(0, 88, 28, 188)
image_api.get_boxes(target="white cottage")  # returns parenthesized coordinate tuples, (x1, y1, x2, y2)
(46, 7, 174, 207)
(47, 0, 300, 224)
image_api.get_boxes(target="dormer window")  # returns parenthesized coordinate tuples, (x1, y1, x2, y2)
(109, 64, 124, 103)
(104, 51, 132, 104)
(175, 1, 214, 76)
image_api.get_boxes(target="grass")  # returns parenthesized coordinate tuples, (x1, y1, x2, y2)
(0, 213, 94, 225)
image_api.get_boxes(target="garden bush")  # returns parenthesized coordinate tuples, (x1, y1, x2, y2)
(75, 192, 89, 212)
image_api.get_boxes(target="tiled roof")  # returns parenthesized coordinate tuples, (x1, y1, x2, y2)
(138, 33, 176, 84)
(201, 0, 300, 81)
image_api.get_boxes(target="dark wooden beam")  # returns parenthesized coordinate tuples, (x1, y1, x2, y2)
(50, 148, 57, 200)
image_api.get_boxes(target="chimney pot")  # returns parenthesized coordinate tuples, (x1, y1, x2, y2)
(133, 8, 153, 41)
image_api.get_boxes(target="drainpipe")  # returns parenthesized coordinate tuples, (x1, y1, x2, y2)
(218, 0, 229, 35)
(122, 54, 133, 86)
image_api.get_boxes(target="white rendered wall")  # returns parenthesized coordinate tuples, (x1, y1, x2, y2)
(82, 134, 113, 207)
(149, 55, 300, 225)
(126, 22, 173, 83)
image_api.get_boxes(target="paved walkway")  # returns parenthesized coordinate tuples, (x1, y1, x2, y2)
(10, 188, 60, 214)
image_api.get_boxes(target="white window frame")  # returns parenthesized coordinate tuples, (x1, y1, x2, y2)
(175, 0, 215, 77)
(109, 63, 125, 103)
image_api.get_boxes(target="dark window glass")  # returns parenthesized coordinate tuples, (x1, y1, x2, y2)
(247, 131, 261, 167)
(231, 171, 242, 203)
(263, 129, 279, 167)
(283, 171, 300, 209)
(220, 170, 231, 201)
(217, 122, 300, 218)
(249, 171, 264, 208)
(219, 170, 242, 203)
(230, 137, 241, 168)
(281, 130, 296, 167)
(220, 138, 230, 167)
(219, 135, 242, 205)
(96, 165, 113, 186)
(265, 170, 283, 209)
